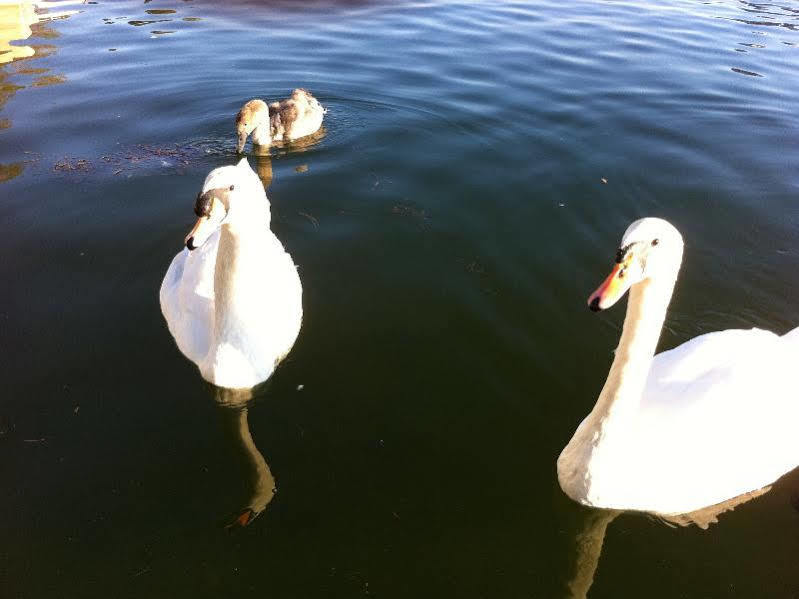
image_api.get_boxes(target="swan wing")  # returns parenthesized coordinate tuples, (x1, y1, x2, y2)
(638, 327, 799, 508)
(159, 230, 219, 366)
(644, 327, 790, 414)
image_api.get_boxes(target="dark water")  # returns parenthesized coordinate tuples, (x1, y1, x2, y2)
(2, 1, 799, 597)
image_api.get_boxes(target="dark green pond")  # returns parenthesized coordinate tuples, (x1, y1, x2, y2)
(2, 1, 798, 597)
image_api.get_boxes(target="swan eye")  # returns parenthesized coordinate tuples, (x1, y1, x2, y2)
(651, 238, 659, 246)
(618, 268, 626, 279)
(229, 185, 235, 191)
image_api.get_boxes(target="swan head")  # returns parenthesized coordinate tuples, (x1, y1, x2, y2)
(184, 158, 267, 250)
(588, 217, 684, 311)
(236, 99, 269, 153)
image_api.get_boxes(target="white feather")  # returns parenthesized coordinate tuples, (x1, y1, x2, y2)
(160, 159, 302, 389)
(558, 218, 799, 514)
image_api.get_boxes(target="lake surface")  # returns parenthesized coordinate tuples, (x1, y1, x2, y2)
(2, 0, 799, 596)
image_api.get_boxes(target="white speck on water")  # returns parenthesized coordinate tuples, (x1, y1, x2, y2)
(297, 384, 304, 391)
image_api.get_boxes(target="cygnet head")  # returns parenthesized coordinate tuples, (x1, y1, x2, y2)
(236, 99, 269, 153)
(184, 158, 267, 250)
(587, 217, 684, 312)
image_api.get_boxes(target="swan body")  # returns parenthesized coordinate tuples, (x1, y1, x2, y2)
(236, 89, 325, 153)
(558, 218, 799, 514)
(160, 158, 302, 389)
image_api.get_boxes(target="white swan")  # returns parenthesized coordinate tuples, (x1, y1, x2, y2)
(160, 158, 302, 389)
(558, 217, 799, 514)
(236, 89, 325, 153)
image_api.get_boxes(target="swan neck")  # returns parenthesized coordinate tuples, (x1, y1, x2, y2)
(597, 274, 676, 415)
(213, 226, 254, 334)
(251, 121, 272, 146)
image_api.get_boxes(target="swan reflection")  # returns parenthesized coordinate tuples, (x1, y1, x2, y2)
(273, 125, 327, 154)
(214, 386, 276, 527)
(251, 152, 273, 189)
(563, 485, 774, 598)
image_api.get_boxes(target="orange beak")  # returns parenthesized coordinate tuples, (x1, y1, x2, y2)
(588, 262, 633, 312)
(225, 508, 257, 529)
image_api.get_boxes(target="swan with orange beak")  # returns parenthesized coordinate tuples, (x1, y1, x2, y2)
(558, 217, 799, 515)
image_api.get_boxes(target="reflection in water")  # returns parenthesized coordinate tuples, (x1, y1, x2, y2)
(564, 508, 618, 599)
(0, 1, 81, 64)
(128, 20, 170, 27)
(0, 161, 24, 182)
(272, 125, 327, 156)
(252, 153, 273, 189)
(727, 0, 799, 31)
(247, 125, 324, 188)
(215, 386, 276, 527)
(120, 3, 202, 33)
(0, 1, 75, 183)
(0, 3, 36, 63)
(563, 486, 773, 598)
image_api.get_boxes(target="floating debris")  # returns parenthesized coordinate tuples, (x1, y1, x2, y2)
(391, 201, 428, 228)
(54, 157, 91, 172)
(128, 19, 169, 27)
(298, 211, 319, 229)
(43, 140, 227, 181)
(31, 74, 67, 88)
(731, 67, 763, 77)
(294, 164, 309, 173)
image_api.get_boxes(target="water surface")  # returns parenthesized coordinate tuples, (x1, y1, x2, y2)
(2, 1, 799, 597)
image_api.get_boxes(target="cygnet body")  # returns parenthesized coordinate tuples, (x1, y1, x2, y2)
(236, 89, 325, 153)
